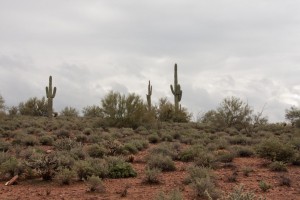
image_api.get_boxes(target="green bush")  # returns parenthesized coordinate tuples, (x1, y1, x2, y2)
(56, 168, 76, 185)
(26, 153, 59, 181)
(216, 151, 235, 163)
(39, 135, 54, 145)
(226, 185, 266, 200)
(269, 161, 287, 172)
(87, 175, 105, 192)
(256, 138, 295, 162)
(87, 144, 107, 158)
(54, 129, 70, 138)
(54, 138, 79, 151)
(148, 134, 160, 143)
(259, 180, 271, 192)
(0, 156, 22, 179)
(234, 146, 255, 157)
(74, 160, 94, 180)
(155, 189, 183, 200)
(0, 140, 10, 152)
(143, 167, 161, 184)
(192, 176, 219, 199)
(106, 157, 137, 178)
(194, 151, 217, 168)
(147, 154, 176, 172)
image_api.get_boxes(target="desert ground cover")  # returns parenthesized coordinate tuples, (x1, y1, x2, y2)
(0, 116, 299, 200)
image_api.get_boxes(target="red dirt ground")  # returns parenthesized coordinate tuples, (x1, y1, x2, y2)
(0, 145, 299, 200)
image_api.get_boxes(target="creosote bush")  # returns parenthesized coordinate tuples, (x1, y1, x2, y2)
(106, 156, 137, 178)
(87, 175, 105, 192)
(256, 138, 295, 162)
(56, 168, 76, 185)
(147, 154, 176, 172)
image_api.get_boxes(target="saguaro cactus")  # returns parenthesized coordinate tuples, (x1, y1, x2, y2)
(170, 63, 182, 115)
(45, 76, 56, 117)
(146, 80, 152, 111)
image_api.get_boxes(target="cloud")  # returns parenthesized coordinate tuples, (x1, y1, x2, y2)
(1, 0, 300, 121)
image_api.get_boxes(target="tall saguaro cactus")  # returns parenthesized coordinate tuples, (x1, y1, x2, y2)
(170, 63, 182, 115)
(46, 76, 57, 117)
(146, 80, 152, 111)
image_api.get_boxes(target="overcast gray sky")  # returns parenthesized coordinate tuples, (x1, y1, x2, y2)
(1, 0, 300, 121)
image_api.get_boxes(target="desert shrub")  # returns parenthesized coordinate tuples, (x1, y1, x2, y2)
(12, 132, 38, 146)
(74, 160, 94, 180)
(123, 143, 138, 154)
(26, 153, 59, 180)
(56, 151, 75, 169)
(269, 161, 287, 172)
(148, 133, 160, 143)
(157, 97, 191, 123)
(184, 166, 212, 184)
(75, 133, 88, 143)
(150, 142, 180, 160)
(0, 140, 10, 152)
(83, 128, 94, 135)
(60, 106, 79, 117)
(279, 175, 291, 187)
(18, 97, 48, 116)
(194, 151, 217, 168)
(88, 158, 109, 178)
(259, 180, 271, 192)
(215, 151, 235, 163)
(82, 105, 103, 117)
(87, 175, 105, 192)
(228, 135, 253, 146)
(87, 144, 107, 158)
(19, 148, 36, 159)
(106, 156, 137, 178)
(226, 185, 266, 200)
(285, 106, 300, 125)
(101, 91, 150, 128)
(56, 168, 76, 185)
(70, 147, 87, 160)
(147, 154, 176, 172)
(105, 139, 125, 156)
(54, 129, 70, 138)
(155, 189, 183, 200)
(192, 176, 219, 199)
(242, 167, 254, 177)
(291, 153, 300, 166)
(54, 138, 79, 151)
(143, 167, 162, 184)
(0, 156, 22, 179)
(39, 135, 54, 145)
(179, 144, 204, 162)
(234, 146, 255, 157)
(256, 138, 295, 162)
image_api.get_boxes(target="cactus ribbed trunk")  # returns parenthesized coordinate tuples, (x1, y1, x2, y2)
(146, 80, 152, 111)
(46, 76, 56, 118)
(170, 64, 182, 117)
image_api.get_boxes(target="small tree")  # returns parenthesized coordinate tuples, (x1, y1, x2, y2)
(285, 106, 300, 125)
(60, 106, 79, 117)
(200, 96, 264, 130)
(101, 91, 152, 128)
(18, 97, 48, 116)
(157, 97, 191, 122)
(82, 105, 103, 117)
